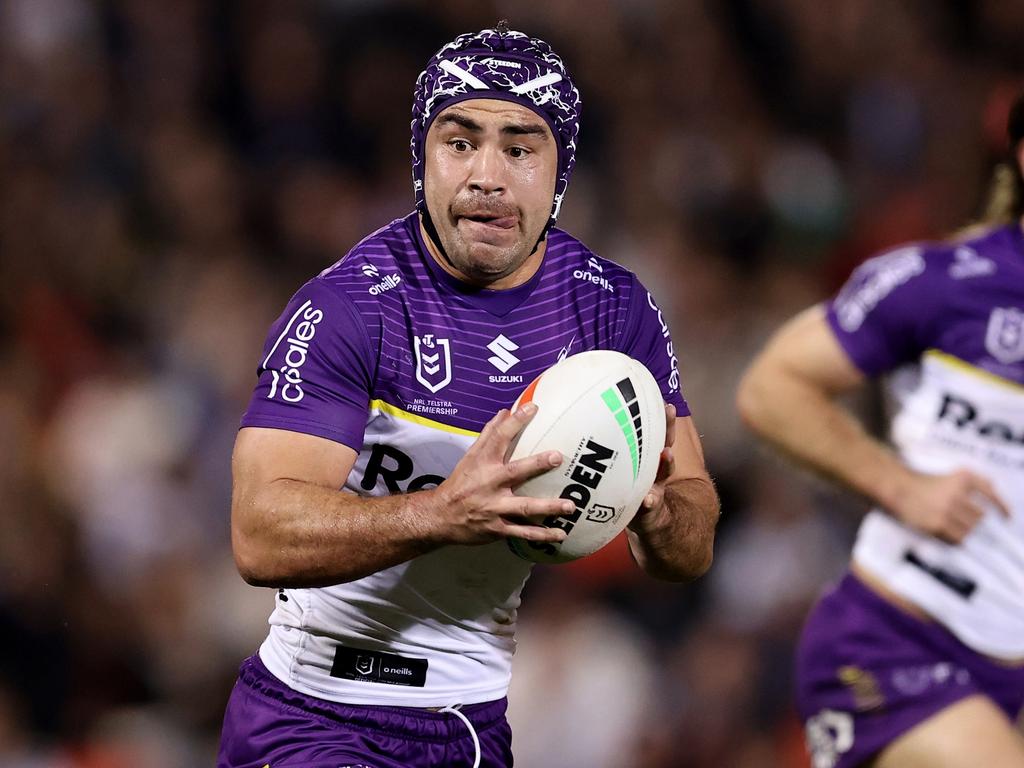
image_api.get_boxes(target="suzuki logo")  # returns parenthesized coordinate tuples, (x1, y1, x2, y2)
(487, 334, 520, 373)
(414, 334, 452, 393)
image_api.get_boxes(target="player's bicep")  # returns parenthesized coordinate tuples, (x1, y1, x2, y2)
(232, 427, 357, 508)
(754, 304, 866, 395)
(230, 427, 358, 582)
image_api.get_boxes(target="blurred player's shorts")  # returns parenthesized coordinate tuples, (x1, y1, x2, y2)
(795, 572, 1024, 768)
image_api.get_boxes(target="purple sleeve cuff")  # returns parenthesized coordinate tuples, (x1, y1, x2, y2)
(824, 302, 888, 377)
(237, 414, 366, 453)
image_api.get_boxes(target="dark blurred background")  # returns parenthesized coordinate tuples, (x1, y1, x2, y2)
(2, 1, 1022, 765)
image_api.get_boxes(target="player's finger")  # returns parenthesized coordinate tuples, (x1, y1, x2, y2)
(505, 450, 563, 486)
(952, 498, 985, 528)
(945, 497, 983, 537)
(502, 522, 567, 544)
(490, 403, 538, 452)
(641, 485, 663, 511)
(663, 404, 676, 448)
(654, 446, 674, 484)
(474, 408, 509, 449)
(948, 516, 974, 544)
(968, 475, 1011, 518)
(937, 529, 965, 546)
(501, 495, 575, 521)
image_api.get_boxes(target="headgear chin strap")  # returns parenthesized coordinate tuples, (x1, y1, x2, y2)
(410, 24, 582, 249)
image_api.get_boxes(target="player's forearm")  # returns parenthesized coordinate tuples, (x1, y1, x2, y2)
(232, 480, 446, 588)
(737, 365, 912, 511)
(627, 476, 719, 582)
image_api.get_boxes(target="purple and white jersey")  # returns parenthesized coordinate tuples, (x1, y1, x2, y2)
(241, 212, 687, 706)
(826, 224, 1024, 659)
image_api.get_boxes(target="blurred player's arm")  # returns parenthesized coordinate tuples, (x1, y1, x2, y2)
(231, 406, 573, 588)
(626, 408, 719, 582)
(736, 305, 1007, 543)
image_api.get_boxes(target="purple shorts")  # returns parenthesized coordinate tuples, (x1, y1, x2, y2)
(796, 572, 1024, 768)
(217, 655, 513, 768)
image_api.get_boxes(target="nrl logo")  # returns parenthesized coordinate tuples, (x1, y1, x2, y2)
(354, 655, 375, 676)
(985, 307, 1024, 365)
(414, 334, 452, 393)
(586, 504, 615, 523)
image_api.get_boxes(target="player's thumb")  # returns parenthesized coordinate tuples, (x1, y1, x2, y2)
(966, 472, 1011, 518)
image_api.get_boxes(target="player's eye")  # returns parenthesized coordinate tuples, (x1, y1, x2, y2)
(508, 146, 529, 159)
(450, 139, 472, 152)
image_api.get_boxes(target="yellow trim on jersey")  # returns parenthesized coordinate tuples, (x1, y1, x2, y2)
(925, 349, 1024, 393)
(369, 399, 480, 437)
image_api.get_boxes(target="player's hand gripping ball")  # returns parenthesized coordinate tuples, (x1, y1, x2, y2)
(505, 350, 666, 563)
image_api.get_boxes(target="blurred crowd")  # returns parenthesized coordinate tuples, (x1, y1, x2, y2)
(2, 0, 1022, 766)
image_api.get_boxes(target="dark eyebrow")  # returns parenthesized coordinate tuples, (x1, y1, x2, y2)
(436, 112, 550, 140)
(501, 122, 549, 139)
(436, 113, 483, 133)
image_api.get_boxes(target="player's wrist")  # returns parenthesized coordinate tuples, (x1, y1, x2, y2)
(401, 487, 454, 547)
(872, 461, 919, 517)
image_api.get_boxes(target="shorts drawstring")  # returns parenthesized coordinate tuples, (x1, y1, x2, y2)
(439, 703, 481, 768)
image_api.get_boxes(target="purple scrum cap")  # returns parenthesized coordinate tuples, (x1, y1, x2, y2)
(411, 24, 582, 232)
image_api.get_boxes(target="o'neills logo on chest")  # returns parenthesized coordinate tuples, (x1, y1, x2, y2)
(369, 273, 401, 295)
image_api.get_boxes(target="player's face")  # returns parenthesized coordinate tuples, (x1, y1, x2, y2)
(423, 99, 558, 287)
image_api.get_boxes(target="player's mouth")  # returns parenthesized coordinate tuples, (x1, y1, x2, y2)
(458, 213, 517, 231)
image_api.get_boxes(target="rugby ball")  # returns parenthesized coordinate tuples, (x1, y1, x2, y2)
(506, 350, 666, 563)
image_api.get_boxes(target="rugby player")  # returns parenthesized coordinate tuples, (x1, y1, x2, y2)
(217, 24, 719, 768)
(737, 93, 1024, 768)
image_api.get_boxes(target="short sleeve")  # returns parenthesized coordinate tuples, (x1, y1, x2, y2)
(825, 244, 947, 376)
(240, 278, 375, 451)
(616, 279, 690, 416)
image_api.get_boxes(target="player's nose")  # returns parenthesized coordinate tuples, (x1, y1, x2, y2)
(467, 144, 506, 194)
